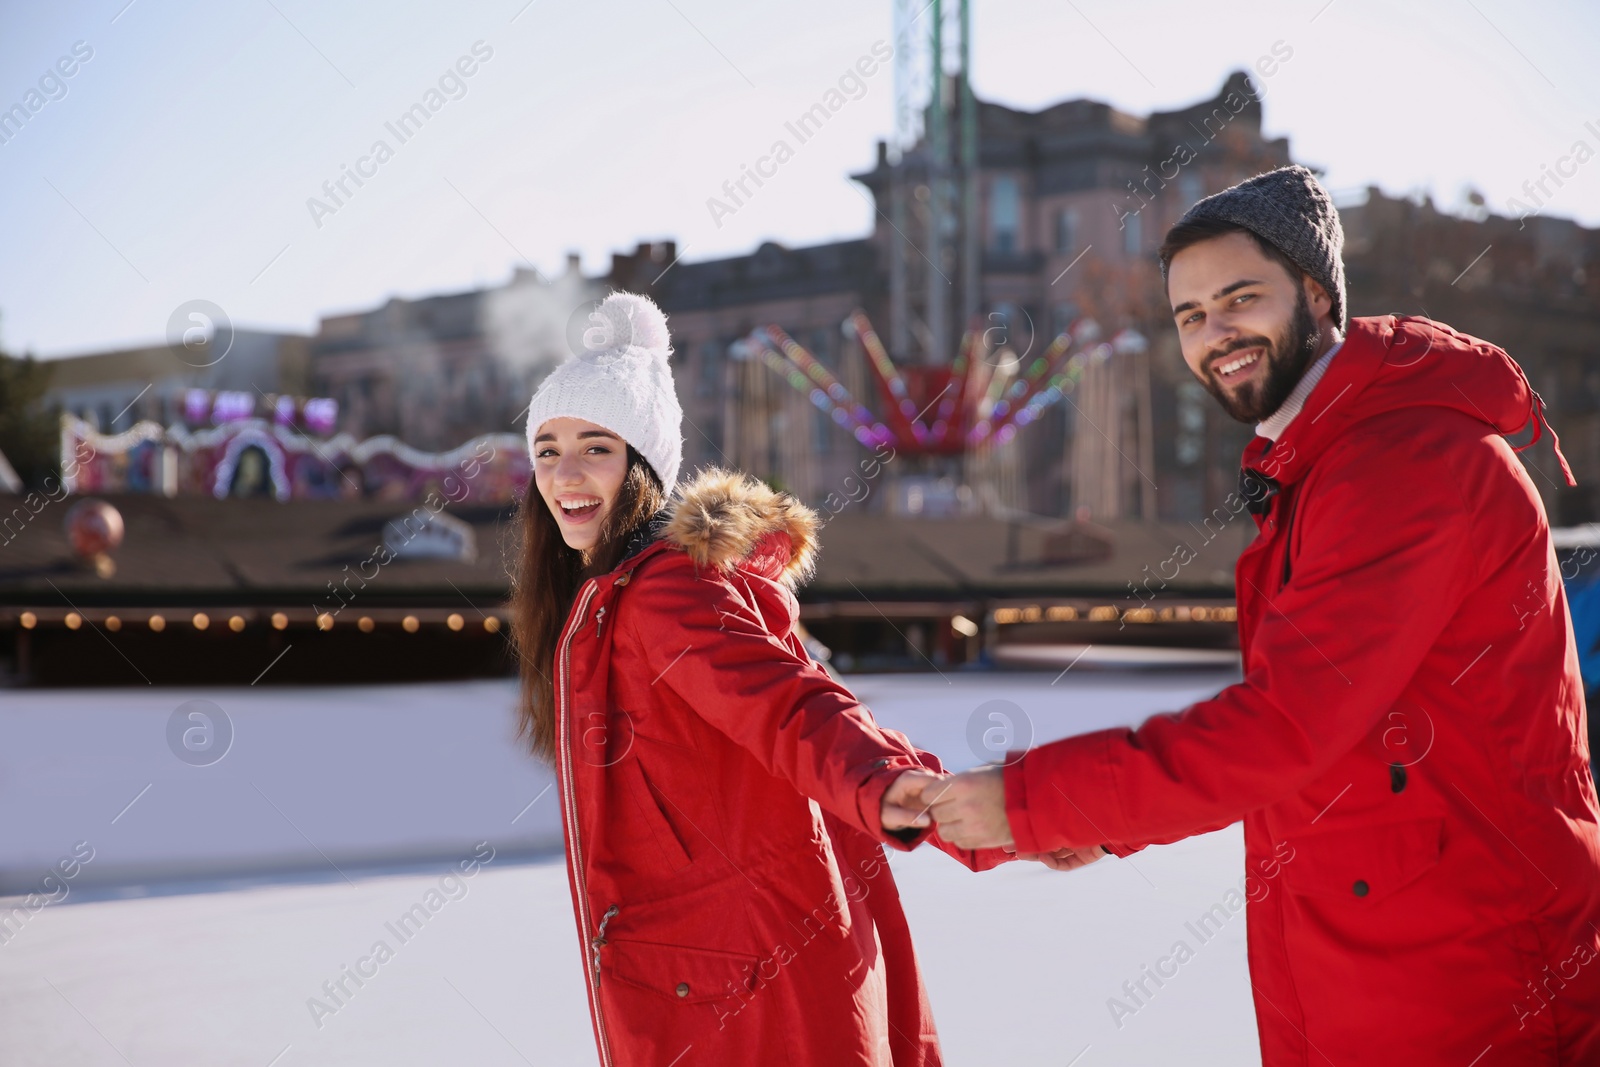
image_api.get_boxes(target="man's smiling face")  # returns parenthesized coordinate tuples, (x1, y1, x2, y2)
(1167, 229, 1332, 424)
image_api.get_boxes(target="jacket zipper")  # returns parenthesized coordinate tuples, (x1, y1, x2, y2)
(556, 578, 617, 1067)
(1278, 493, 1298, 590)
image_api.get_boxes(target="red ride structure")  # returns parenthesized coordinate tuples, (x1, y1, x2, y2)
(742, 309, 1145, 459)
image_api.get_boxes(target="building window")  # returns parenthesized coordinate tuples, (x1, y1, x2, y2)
(988, 303, 1022, 354)
(1123, 210, 1142, 256)
(813, 403, 833, 456)
(807, 328, 835, 457)
(1055, 207, 1077, 254)
(808, 328, 832, 368)
(698, 339, 722, 395)
(1052, 302, 1079, 339)
(1178, 173, 1203, 210)
(1176, 380, 1205, 465)
(989, 176, 1019, 254)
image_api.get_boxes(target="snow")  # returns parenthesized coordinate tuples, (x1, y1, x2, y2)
(1, 666, 1263, 1065)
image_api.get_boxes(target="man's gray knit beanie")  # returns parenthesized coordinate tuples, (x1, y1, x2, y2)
(1162, 164, 1347, 330)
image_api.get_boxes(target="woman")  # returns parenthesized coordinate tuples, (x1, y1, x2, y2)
(511, 291, 1008, 1066)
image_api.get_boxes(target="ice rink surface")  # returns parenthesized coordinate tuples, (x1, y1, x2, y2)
(1, 666, 1264, 1065)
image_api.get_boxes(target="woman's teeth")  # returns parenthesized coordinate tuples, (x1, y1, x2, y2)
(1218, 349, 1262, 377)
(560, 498, 601, 519)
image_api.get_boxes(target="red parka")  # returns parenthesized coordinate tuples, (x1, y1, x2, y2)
(1004, 315, 1600, 1064)
(552, 469, 1002, 1067)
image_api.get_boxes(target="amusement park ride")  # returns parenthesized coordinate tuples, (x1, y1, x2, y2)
(741, 312, 1145, 459)
(736, 0, 1145, 491)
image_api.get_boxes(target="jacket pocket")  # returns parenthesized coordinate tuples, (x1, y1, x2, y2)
(604, 937, 760, 1004)
(1280, 816, 1444, 904)
(616, 753, 694, 873)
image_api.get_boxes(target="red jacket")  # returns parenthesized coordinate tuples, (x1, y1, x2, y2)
(553, 469, 1002, 1067)
(1004, 315, 1600, 1064)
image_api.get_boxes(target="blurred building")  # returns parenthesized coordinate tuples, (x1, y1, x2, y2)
(39, 73, 1600, 525)
(312, 254, 602, 451)
(638, 72, 1600, 524)
(283, 69, 1599, 524)
(1337, 190, 1600, 524)
(641, 71, 1295, 520)
(40, 329, 309, 434)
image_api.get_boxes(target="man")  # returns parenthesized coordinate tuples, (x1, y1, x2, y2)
(893, 165, 1600, 1063)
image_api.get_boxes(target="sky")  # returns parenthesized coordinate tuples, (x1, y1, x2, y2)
(0, 0, 1596, 358)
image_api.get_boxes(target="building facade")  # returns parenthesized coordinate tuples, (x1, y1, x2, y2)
(285, 70, 1600, 524)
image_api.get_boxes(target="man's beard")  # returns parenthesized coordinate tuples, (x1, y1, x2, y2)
(1199, 288, 1321, 424)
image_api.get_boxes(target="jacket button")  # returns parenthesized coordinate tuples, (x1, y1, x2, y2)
(675, 982, 690, 997)
(1390, 763, 1407, 793)
(1353, 879, 1369, 897)
(870, 757, 891, 769)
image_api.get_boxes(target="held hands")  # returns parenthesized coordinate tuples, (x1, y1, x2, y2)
(877, 766, 1108, 870)
(918, 765, 1013, 850)
(878, 766, 1014, 849)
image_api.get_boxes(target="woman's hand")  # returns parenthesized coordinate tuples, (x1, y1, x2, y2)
(880, 769, 946, 831)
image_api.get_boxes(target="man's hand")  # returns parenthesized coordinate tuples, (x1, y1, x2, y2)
(1017, 844, 1107, 871)
(881, 768, 945, 831)
(925, 765, 1013, 849)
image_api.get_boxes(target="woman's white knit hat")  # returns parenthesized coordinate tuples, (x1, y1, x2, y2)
(524, 290, 684, 493)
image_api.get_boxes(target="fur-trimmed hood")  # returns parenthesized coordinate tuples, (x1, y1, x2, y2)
(657, 468, 819, 589)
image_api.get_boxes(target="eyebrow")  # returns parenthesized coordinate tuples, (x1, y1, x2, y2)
(533, 429, 622, 444)
(1171, 278, 1266, 318)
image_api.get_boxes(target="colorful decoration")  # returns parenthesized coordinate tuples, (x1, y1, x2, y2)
(755, 324, 894, 448)
(59, 415, 530, 504)
(64, 498, 124, 578)
(743, 310, 1141, 458)
(181, 387, 339, 433)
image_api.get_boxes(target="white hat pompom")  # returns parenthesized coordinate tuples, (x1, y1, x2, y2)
(590, 290, 671, 357)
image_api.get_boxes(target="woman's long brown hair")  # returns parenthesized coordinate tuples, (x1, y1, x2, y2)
(509, 445, 666, 763)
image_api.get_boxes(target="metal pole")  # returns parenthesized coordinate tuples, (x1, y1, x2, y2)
(959, 0, 979, 336)
(926, 0, 947, 365)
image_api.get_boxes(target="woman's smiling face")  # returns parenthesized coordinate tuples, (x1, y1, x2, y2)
(532, 417, 629, 552)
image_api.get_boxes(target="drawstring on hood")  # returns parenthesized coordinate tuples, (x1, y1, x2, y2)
(1517, 389, 1576, 486)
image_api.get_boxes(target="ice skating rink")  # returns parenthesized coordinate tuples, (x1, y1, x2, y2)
(1, 666, 1263, 1065)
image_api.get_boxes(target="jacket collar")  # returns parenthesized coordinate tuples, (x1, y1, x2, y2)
(605, 467, 821, 589)
(616, 508, 672, 568)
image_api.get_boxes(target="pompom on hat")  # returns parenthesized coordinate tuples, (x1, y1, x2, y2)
(524, 290, 684, 493)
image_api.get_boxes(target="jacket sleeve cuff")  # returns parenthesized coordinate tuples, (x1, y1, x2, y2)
(1003, 755, 1044, 854)
(856, 759, 934, 851)
(1002, 729, 1126, 853)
